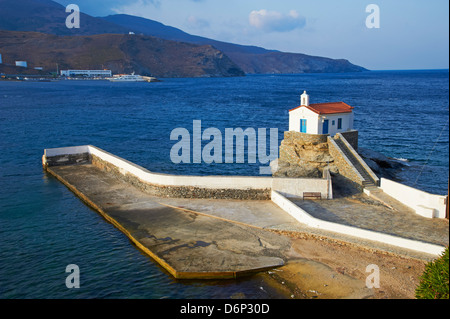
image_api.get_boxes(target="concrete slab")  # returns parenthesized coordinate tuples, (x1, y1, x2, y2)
(292, 193, 449, 247)
(47, 164, 291, 279)
(155, 197, 302, 230)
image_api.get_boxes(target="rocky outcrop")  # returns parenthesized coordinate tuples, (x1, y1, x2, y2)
(272, 131, 406, 181)
(358, 147, 408, 180)
(273, 131, 338, 178)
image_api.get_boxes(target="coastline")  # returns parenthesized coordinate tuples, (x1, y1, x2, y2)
(260, 231, 428, 299)
(41, 144, 446, 299)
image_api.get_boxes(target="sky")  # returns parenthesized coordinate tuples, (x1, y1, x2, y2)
(54, 0, 449, 70)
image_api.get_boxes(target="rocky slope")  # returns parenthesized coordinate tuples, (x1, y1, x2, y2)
(103, 14, 368, 74)
(272, 131, 407, 180)
(0, 0, 128, 36)
(0, 30, 244, 77)
(0, 0, 368, 76)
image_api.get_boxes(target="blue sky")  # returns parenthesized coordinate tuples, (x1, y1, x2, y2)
(54, 0, 449, 70)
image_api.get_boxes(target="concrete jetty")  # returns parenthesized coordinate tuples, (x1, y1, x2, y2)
(46, 163, 292, 279)
(42, 145, 447, 280)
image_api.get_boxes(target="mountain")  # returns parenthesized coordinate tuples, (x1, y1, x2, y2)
(0, 0, 128, 35)
(0, 0, 367, 76)
(102, 14, 274, 56)
(102, 14, 368, 74)
(0, 30, 244, 77)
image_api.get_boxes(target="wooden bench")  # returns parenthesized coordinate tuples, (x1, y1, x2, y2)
(303, 192, 322, 200)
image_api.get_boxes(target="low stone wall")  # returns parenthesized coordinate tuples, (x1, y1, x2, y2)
(91, 154, 271, 200)
(336, 133, 379, 186)
(272, 176, 330, 199)
(43, 145, 332, 200)
(43, 145, 91, 167)
(340, 130, 359, 151)
(44, 153, 90, 167)
(283, 131, 329, 145)
(327, 137, 364, 190)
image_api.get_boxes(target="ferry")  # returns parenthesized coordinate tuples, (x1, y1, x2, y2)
(108, 72, 158, 82)
(109, 72, 146, 82)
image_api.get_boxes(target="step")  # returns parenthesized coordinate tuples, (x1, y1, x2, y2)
(335, 138, 376, 187)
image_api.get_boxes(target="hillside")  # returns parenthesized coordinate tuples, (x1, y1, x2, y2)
(0, 31, 244, 77)
(103, 14, 368, 74)
(0, 0, 368, 75)
(0, 0, 128, 36)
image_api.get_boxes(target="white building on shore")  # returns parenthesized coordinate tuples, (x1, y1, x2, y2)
(15, 61, 28, 68)
(289, 91, 354, 136)
(60, 70, 112, 77)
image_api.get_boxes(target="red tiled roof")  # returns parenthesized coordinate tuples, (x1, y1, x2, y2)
(289, 102, 354, 114)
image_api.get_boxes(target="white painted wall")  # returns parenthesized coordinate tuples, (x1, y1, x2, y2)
(271, 190, 445, 256)
(88, 145, 273, 190)
(380, 178, 447, 219)
(289, 107, 353, 136)
(321, 112, 354, 136)
(44, 145, 332, 198)
(272, 177, 329, 199)
(289, 107, 319, 133)
(43, 145, 445, 256)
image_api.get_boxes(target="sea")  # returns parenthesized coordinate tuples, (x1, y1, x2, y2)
(0, 70, 448, 299)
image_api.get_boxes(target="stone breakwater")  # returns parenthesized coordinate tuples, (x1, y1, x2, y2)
(42, 144, 446, 269)
(91, 154, 271, 200)
(42, 145, 332, 200)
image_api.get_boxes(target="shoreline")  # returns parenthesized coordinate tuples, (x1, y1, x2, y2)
(259, 231, 428, 299)
(41, 145, 446, 299)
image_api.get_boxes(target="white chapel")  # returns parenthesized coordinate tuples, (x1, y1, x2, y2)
(289, 91, 354, 136)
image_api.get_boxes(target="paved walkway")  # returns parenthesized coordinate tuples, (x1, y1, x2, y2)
(291, 192, 448, 247)
(48, 164, 291, 279)
(48, 163, 448, 265)
(156, 195, 447, 260)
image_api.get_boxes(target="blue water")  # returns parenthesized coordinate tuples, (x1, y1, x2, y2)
(0, 70, 448, 299)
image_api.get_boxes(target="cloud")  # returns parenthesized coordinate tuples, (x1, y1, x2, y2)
(249, 9, 306, 32)
(186, 15, 210, 29)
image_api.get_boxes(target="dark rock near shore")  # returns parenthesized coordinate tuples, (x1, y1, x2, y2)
(357, 147, 408, 180)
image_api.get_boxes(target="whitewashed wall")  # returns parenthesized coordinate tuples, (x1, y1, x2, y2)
(289, 107, 353, 136)
(44, 145, 332, 198)
(380, 178, 447, 219)
(271, 190, 445, 256)
(320, 112, 354, 136)
(289, 107, 319, 134)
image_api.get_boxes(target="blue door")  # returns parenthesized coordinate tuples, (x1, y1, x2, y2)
(322, 119, 329, 134)
(300, 119, 307, 133)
